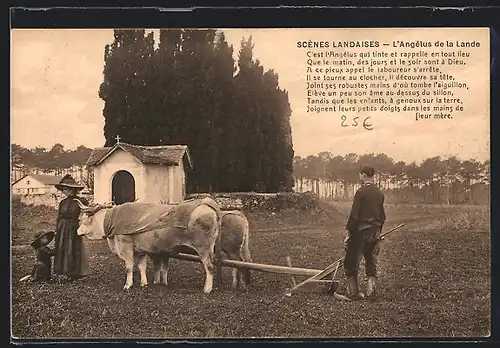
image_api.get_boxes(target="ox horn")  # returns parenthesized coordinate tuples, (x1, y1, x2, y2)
(74, 198, 90, 210)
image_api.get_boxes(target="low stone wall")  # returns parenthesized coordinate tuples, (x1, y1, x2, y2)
(12, 193, 94, 208)
(187, 193, 245, 210)
(12, 191, 318, 212)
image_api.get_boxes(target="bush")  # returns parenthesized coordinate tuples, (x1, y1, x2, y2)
(258, 192, 318, 212)
(188, 191, 320, 212)
(12, 194, 22, 209)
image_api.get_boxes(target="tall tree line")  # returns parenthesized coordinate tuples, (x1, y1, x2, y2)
(293, 152, 490, 204)
(12, 143, 93, 170)
(99, 29, 294, 193)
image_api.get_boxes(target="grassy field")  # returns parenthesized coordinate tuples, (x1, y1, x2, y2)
(11, 200, 490, 340)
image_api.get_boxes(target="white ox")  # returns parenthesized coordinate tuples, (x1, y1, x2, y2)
(75, 197, 222, 294)
(175, 210, 253, 289)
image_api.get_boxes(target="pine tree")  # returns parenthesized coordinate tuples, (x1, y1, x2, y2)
(276, 88, 295, 191)
(99, 29, 154, 146)
(211, 32, 237, 192)
(152, 29, 183, 144)
(234, 36, 264, 191)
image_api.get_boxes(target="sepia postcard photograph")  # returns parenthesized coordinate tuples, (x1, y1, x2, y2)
(10, 25, 493, 340)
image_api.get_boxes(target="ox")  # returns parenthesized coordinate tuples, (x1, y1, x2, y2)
(167, 210, 253, 290)
(220, 210, 252, 289)
(75, 197, 221, 294)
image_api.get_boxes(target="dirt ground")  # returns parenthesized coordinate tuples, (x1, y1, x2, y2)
(10, 201, 490, 339)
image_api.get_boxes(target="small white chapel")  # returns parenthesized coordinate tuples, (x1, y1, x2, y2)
(86, 136, 193, 205)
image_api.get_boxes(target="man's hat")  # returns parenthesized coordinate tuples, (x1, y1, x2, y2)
(30, 230, 55, 248)
(55, 174, 84, 192)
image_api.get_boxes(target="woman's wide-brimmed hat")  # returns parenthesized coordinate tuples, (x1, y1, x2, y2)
(55, 174, 84, 192)
(30, 230, 55, 248)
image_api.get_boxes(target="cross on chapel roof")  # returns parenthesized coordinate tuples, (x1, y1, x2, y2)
(115, 135, 121, 144)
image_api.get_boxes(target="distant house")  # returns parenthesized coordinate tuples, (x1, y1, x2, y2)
(12, 174, 63, 195)
(86, 140, 193, 205)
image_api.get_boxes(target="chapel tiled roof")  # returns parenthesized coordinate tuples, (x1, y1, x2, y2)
(85, 142, 192, 168)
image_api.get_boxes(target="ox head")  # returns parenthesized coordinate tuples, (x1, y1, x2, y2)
(75, 199, 114, 240)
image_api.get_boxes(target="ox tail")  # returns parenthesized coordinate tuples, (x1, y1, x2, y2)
(239, 217, 252, 285)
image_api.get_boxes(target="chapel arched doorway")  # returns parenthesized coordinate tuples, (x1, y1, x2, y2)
(111, 170, 135, 205)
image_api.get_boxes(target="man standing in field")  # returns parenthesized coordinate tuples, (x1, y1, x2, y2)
(342, 165, 386, 300)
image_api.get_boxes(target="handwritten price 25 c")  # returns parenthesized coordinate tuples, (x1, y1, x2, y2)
(340, 115, 374, 130)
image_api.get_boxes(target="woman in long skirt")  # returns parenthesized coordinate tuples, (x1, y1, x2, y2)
(53, 174, 90, 281)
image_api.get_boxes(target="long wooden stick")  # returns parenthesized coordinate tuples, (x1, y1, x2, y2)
(380, 223, 405, 239)
(172, 253, 323, 277)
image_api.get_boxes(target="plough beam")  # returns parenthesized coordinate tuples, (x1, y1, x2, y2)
(172, 252, 323, 277)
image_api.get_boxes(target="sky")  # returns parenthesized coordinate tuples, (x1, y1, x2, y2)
(11, 28, 491, 164)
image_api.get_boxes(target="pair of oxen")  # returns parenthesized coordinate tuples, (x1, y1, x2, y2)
(75, 196, 252, 294)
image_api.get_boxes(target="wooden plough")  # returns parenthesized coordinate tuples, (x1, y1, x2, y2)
(170, 223, 405, 297)
(284, 223, 405, 297)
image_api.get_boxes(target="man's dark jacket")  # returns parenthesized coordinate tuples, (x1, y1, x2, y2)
(346, 182, 386, 232)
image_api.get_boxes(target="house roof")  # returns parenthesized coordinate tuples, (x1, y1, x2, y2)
(13, 173, 64, 186)
(86, 142, 193, 169)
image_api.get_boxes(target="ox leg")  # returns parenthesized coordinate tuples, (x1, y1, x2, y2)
(137, 253, 149, 287)
(225, 251, 241, 289)
(198, 250, 215, 294)
(233, 268, 240, 289)
(113, 236, 137, 290)
(151, 254, 162, 284)
(161, 255, 170, 286)
(115, 238, 135, 290)
(240, 247, 252, 289)
(123, 255, 134, 291)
